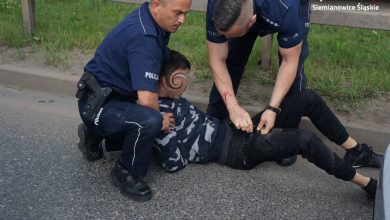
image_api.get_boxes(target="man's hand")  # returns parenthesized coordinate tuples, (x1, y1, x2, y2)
(161, 112, 175, 132)
(225, 94, 253, 133)
(228, 105, 253, 133)
(257, 110, 277, 134)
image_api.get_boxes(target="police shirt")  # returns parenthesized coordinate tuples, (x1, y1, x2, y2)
(85, 2, 170, 99)
(206, 0, 303, 49)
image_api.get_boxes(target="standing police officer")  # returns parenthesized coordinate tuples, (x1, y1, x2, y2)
(206, 0, 311, 133)
(206, 0, 311, 166)
(205, 0, 383, 168)
(76, 0, 191, 201)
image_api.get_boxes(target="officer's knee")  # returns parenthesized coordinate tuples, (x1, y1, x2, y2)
(300, 89, 323, 108)
(140, 111, 162, 135)
(302, 89, 316, 101)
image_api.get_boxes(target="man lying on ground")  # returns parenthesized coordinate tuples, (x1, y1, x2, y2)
(153, 50, 380, 199)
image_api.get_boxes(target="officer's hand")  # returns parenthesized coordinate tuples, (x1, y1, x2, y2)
(228, 104, 253, 133)
(257, 110, 276, 134)
(161, 112, 175, 132)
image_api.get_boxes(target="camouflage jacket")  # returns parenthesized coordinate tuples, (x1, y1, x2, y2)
(155, 97, 220, 172)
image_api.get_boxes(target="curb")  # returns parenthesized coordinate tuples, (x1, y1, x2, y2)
(0, 64, 79, 97)
(1, 64, 389, 152)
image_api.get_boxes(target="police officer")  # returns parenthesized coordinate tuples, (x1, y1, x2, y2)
(206, 0, 312, 165)
(206, 0, 310, 132)
(76, 0, 191, 202)
(205, 0, 384, 169)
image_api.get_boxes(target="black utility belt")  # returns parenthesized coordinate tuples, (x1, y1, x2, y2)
(76, 72, 112, 122)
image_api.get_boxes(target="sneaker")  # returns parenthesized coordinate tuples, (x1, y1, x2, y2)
(77, 123, 103, 161)
(362, 177, 377, 199)
(277, 155, 297, 167)
(110, 161, 152, 202)
(344, 143, 384, 168)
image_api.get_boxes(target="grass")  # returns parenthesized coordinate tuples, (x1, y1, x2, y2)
(0, 0, 389, 110)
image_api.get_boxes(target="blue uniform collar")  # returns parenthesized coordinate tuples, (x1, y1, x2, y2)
(139, 2, 169, 38)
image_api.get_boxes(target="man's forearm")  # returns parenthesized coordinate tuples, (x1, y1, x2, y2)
(269, 61, 297, 108)
(137, 90, 160, 111)
(138, 99, 159, 111)
(211, 63, 239, 108)
(207, 41, 239, 109)
(269, 44, 302, 108)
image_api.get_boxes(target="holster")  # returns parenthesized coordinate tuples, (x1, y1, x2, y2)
(76, 72, 112, 122)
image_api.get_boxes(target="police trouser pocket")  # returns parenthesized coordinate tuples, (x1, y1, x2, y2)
(98, 101, 127, 137)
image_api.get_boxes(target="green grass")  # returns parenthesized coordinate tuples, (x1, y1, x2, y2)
(0, 0, 389, 110)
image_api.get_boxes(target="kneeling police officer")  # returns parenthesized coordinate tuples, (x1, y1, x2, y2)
(76, 0, 191, 202)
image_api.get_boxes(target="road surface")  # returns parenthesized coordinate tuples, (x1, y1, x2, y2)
(0, 85, 379, 219)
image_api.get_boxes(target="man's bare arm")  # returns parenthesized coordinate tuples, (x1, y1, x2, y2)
(137, 90, 159, 111)
(208, 40, 253, 133)
(257, 42, 302, 134)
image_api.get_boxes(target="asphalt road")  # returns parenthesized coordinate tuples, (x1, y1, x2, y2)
(0, 85, 380, 219)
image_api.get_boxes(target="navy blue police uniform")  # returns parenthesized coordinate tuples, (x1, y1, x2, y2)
(78, 2, 170, 177)
(206, 0, 311, 120)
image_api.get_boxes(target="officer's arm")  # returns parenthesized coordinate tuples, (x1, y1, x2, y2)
(257, 42, 302, 134)
(207, 41, 235, 105)
(208, 40, 253, 133)
(137, 90, 159, 111)
(270, 42, 302, 108)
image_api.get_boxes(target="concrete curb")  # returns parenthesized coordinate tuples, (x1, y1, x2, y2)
(1, 64, 389, 152)
(0, 64, 79, 97)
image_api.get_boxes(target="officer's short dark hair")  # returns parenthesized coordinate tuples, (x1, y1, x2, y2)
(213, 0, 244, 31)
(160, 50, 191, 78)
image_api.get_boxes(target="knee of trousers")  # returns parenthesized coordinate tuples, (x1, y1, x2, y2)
(301, 89, 321, 106)
(295, 129, 318, 155)
(138, 110, 163, 136)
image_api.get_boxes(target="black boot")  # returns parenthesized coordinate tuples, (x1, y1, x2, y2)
(110, 161, 152, 202)
(277, 155, 297, 167)
(77, 123, 103, 161)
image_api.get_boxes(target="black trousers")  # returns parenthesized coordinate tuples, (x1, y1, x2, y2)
(254, 89, 349, 146)
(222, 125, 356, 182)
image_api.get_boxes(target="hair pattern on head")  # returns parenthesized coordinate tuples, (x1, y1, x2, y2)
(163, 69, 189, 97)
(160, 50, 191, 97)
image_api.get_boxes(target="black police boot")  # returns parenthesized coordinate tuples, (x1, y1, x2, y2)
(344, 143, 384, 168)
(110, 161, 152, 202)
(277, 155, 297, 167)
(362, 177, 377, 199)
(77, 123, 103, 161)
